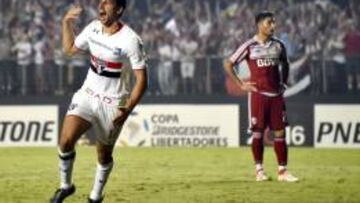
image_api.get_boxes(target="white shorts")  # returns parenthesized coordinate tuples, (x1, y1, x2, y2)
(66, 88, 125, 145)
(180, 61, 195, 78)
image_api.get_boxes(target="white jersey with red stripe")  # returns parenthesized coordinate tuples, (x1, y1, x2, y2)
(74, 20, 146, 100)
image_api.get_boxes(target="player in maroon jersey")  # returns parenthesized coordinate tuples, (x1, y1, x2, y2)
(224, 11, 298, 182)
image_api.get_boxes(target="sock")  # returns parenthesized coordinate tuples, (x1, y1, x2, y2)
(274, 137, 288, 167)
(251, 132, 264, 166)
(278, 165, 287, 173)
(90, 161, 114, 200)
(255, 163, 263, 172)
(58, 149, 76, 189)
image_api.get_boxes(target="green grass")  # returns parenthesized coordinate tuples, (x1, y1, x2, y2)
(0, 147, 359, 203)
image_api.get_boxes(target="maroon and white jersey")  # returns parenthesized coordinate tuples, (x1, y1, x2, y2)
(74, 20, 147, 98)
(229, 36, 288, 95)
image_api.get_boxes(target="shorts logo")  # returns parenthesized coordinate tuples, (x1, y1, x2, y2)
(68, 103, 78, 111)
(251, 117, 257, 125)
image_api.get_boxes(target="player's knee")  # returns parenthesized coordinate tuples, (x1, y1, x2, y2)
(98, 153, 113, 165)
(59, 132, 76, 152)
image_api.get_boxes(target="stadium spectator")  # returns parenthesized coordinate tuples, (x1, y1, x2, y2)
(53, 35, 67, 95)
(344, 21, 360, 91)
(33, 34, 47, 95)
(0, 0, 359, 96)
(67, 53, 88, 92)
(178, 32, 199, 94)
(11, 33, 32, 95)
(0, 31, 13, 95)
(157, 32, 177, 95)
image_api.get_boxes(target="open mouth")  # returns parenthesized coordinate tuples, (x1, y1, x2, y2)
(99, 10, 106, 19)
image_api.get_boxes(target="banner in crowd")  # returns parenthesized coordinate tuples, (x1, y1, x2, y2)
(240, 102, 314, 146)
(0, 106, 58, 147)
(117, 105, 239, 147)
(315, 105, 360, 148)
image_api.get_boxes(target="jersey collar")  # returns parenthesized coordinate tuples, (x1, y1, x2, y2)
(102, 22, 124, 36)
(253, 35, 273, 47)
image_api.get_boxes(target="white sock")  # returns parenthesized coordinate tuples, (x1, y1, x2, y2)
(255, 163, 263, 172)
(278, 165, 287, 172)
(90, 162, 114, 200)
(58, 149, 76, 189)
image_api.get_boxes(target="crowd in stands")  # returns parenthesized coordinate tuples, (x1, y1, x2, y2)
(0, 0, 359, 96)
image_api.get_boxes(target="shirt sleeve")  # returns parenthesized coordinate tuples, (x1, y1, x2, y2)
(229, 43, 249, 64)
(127, 37, 147, 69)
(74, 21, 94, 51)
(279, 42, 290, 84)
(279, 43, 289, 65)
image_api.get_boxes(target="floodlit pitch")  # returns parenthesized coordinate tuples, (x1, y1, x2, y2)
(0, 147, 359, 203)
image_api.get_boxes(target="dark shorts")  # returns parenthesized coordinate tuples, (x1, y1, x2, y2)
(346, 57, 360, 75)
(248, 92, 288, 132)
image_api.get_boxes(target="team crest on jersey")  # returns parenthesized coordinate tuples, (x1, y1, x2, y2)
(98, 65, 105, 73)
(253, 47, 262, 54)
(95, 59, 106, 73)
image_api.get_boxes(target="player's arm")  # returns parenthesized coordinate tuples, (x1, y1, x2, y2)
(223, 58, 257, 92)
(125, 39, 148, 112)
(280, 44, 290, 87)
(125, 69, 148, 111)
(223, 60, 244, 88)
(62, 5, 83, 56)
(113, 39, 148, 127)
(113, 69, 147, 127)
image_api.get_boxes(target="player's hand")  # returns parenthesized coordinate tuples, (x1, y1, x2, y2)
(280, 83, 288, 93)
(240, 81, 258, 92)
(112, 108, 130, 127)
(63, 5, 83, 23)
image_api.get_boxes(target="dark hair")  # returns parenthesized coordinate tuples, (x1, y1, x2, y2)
(255, 11, 274, 24)
(115, 0, 127, 9)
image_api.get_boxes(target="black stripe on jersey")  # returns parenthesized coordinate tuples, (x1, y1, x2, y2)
(90, 64, 121, 78)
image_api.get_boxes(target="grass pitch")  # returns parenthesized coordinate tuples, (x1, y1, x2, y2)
(0, 147, 359, 203)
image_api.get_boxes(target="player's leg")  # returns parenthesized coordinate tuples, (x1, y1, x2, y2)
(249, 92, 268, 181)
(50, 115, 92, 203)
(273, 129, 298, 182)
(58, 115, 92, 186)
(252, 130, 268, 181)
(273, 129, 288, 171)
(270, 96, 298, 182)
(88, 142, 116, 202)
(51, 90, 94, 202)
(89, 105, 124, 202)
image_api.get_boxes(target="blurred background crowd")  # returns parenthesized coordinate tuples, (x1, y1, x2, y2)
(0, 0, 359, 97)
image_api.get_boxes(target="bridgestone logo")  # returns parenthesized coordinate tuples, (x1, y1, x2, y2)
(0, 121, 55, 142)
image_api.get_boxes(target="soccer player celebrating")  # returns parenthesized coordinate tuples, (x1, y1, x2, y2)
(224, 11, 298, 182)
(50, 0, 147, 202)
